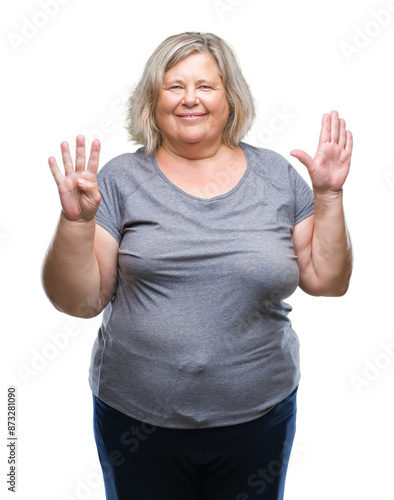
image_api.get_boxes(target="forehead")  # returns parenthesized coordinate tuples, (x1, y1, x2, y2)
(163, 52, 221, 80)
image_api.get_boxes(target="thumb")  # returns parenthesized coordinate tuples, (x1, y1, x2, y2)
(77, 178, 101, 204)
(290, 149, 314, 171)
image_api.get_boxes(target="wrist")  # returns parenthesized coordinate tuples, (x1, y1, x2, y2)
(60, 210, 96, 226)
(313, 188, 343, 203)
(59, 211, 96, 239)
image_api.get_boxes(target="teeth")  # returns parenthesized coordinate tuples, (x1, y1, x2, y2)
(177, 114, 205, 119)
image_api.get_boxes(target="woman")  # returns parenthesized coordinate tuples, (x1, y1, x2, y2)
(42, 32, 353, 500)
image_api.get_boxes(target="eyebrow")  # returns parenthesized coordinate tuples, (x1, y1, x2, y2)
(195, 79, 216, 86)
(164, 78, 217, 86)
(164, 79, 183, 85)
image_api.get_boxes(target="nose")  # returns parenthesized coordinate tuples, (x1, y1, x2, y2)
(182, 86, 199, 107)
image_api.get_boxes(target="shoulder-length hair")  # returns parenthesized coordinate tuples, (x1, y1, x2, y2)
(124, 32, 256, 155)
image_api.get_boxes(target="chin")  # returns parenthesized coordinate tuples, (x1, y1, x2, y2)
(178, 134, 207, 145)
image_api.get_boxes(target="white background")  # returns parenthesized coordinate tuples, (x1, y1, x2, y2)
(1, 0, 394, 498)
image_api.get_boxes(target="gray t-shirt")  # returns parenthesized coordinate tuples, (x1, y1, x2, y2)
(89, 142, 314, 429)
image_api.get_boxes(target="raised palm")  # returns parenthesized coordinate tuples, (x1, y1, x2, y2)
(291, 110, 353, 193)
(48, 136, 101, 221)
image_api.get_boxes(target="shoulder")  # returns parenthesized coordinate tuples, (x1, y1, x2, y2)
(97, 147, 157, 191)
(98, 147, 153, 177)
(240, 142, 300, 187)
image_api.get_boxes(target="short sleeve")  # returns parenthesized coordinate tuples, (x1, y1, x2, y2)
(289, 165, 314, 225)
(95, 159, 123, 244)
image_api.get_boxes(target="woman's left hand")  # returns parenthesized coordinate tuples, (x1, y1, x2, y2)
(290, 110, 353, 194)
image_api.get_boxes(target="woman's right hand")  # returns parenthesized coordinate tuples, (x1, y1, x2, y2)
(48, 135, 101, 222)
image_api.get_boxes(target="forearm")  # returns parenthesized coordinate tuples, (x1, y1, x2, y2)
(310, 189, 352, 295)
(42, 212, 102, 317)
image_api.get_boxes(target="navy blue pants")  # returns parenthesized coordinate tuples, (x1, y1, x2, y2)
(93, 387, 297, 500)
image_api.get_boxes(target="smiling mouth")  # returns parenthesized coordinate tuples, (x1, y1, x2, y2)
(176, 114, 207, 120)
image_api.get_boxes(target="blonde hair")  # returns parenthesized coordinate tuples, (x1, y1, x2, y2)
(125, 32, 256, 155)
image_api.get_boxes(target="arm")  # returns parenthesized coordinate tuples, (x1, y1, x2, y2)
(290, 111, 353, 297)
(42, 136, 119, 318)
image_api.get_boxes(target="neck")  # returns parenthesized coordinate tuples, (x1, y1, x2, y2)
(158, 138, 228, 163)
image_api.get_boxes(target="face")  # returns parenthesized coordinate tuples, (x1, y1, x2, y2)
(155, 52, 230, 152)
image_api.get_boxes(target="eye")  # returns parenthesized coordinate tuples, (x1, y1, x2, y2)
(199, 85, 211, 90)
(170, 85, 182, 90)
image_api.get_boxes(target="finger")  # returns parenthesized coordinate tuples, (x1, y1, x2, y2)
(60, 141, 74, 175)
(86, 139, 101, 175)
(75, 135, 86, 173)
(338, 118, 347, 148)
(77, 178, 101, 203)
(290, 149, 314, 171)
(345, 130, 353, 158)
(48, 156, 64, 186)
(318, 113, 331, 145)
(330, 110, 339, 143)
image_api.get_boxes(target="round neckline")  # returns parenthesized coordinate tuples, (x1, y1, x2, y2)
(152, 142, 250, 202)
